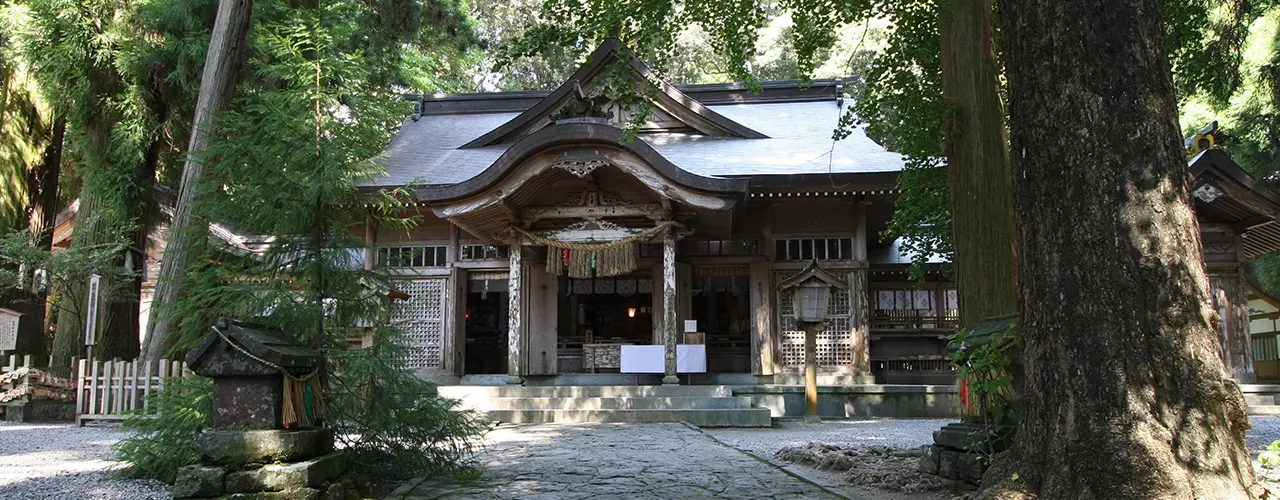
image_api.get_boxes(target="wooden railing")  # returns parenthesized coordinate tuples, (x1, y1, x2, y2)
(871, 309, 960, 331)
(76, 358, 187, 426)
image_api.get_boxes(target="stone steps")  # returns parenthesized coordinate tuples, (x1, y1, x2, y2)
(483, 408, 773, 427)
(479, 396, 755, 410)
(1250, 405, 1280, 416)
(1241, 385, 1280, 414)
(438, 385, 770, 427)
(437, 384, 733, 398)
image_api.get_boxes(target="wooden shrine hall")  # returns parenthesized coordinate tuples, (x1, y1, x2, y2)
(354, 39, 1280, 393)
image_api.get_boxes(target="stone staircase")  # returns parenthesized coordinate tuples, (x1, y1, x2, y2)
(436, 385, 772, 427)
(1243, 385, 1280, 415)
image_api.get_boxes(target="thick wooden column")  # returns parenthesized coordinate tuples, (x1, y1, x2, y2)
(663, 227, 679, 385)
(749, 261, 774, 375)
(850, 268, 870, 374)
(507, 236, 523, 385)
(1210, 272, 1256, 383)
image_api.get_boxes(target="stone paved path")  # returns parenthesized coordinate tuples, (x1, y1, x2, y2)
(387, 423, 837, 500)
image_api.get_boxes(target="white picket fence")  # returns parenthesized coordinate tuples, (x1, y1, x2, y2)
(1, 354, 58, 375)
(75, 358, 187, 425)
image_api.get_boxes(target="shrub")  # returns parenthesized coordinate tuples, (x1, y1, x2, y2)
(325, 323, 491, 487)
(114, 376, 213, 483)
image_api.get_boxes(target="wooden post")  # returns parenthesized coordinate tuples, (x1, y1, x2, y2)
(507, 235, 523, 385)
(804, 322, 820, 423)
(662, 226, 679, 385)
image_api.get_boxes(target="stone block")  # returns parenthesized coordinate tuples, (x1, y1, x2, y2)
(918, 445, 941, 475)
(173, 465, 226, 498)
(253, 452, 348, 491)
(222, 489, 321, 500)
(932, 422, 1014, 453)
(938, 450, 960, 481)
(213, 376, 283, 429)
(955, 452, 987, 483)
(197, 428, 334, 466)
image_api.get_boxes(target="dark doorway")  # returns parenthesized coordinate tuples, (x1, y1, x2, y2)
(464, 278, 508, 374)
(557, 276, 654, 373)
(692, 268, 751, 372)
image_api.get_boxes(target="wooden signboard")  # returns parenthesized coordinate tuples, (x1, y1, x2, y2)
(0, 308, 20, 352)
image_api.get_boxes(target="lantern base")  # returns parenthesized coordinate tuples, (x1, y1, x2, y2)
(661, 375, 680, 385)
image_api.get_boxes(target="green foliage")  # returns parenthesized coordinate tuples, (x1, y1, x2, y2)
(114, 376, 214, 484)
(0, 229, 137, 320)
(327, 324, 491, 482)
(947, 323, 1019, 426)
(116, 0, 488, 486)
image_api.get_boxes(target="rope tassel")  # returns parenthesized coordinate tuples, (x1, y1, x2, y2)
(215, 326, 324, 429)
(520, 221, 677, 278)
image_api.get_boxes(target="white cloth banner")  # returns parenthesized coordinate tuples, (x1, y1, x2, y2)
(620, 344, 707, 373)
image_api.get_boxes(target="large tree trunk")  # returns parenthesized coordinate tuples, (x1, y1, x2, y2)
(15, 116, 65, 358)
(140, 0, 253, 361)
(939, 0, 1017, 329)
(980, 0, 1260, 497)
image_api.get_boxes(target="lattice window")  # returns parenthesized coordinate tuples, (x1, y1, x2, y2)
(774, 237, 855, 261)
(378, 245, 447, 268)
(392, 278, 447, 370)
(460, 244, 509, 261)
(776, 271, 853, 368)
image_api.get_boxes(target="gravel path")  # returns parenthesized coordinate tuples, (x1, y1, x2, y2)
(1249, 416, 1280, 455)
(0, 422, 168, 500)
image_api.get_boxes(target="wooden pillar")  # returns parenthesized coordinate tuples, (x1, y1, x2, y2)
(1210, 272, 1256, 383)
(804, 322, 820, 423)
(507, 236, 523, 385)
(850, 268, 870, 374)
(663, 227, 679, 385)
(362, 215, 376, 271)
(749, 261, 774, 375)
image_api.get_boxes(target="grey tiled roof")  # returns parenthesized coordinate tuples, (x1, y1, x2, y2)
(363, 100, 905, 188)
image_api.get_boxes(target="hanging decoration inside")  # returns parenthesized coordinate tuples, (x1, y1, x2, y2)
(513, 220, 680, 278)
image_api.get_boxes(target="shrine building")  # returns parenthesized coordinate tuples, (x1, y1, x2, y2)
(352, 40, 1280, 419)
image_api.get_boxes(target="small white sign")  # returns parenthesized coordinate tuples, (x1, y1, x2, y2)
(0, 308, 21, 352)
(84, 274, 101, 346)
(683, 320, 698, 333)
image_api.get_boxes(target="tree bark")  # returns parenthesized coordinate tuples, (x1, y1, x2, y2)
(140, 0, 253, 361)
(15, 116, 66, 358)
(939, 0, 1018, 329)
(980, 0, 1260, 497)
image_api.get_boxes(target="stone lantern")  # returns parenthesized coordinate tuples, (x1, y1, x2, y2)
(777, 260, 847, 424)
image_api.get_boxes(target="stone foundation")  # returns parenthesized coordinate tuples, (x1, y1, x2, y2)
(917, 422, 1014, 485)
(175, 428, 350, 500)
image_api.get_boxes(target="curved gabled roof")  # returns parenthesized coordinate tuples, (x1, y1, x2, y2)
(410, 122, 749, 202)
(460, 39, 766, 148)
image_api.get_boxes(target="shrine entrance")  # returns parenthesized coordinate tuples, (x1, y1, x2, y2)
(425, 134, 749, 384)
(558, 275, 654, 373)
(464, 274, 509, 375)
(691, 267, 752, 373)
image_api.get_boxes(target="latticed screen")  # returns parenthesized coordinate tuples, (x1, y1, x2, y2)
(391, 278, 447, 370)
(378, 245, 447, 268)
(776, 271, 853, 368)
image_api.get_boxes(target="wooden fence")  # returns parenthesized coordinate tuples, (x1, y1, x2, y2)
(75, 358, 187, 426)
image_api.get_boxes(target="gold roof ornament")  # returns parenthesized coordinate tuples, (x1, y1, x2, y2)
(1186, 121, 1219, 159)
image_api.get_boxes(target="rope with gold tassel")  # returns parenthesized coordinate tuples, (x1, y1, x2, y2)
(213, 326, 325, 429)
